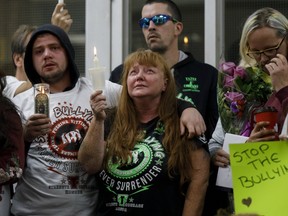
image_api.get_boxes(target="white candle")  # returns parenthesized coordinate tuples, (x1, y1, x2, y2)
(89, 46, 106, 90)
(58, 0, 64, 4)
(93, 46, 100, 67)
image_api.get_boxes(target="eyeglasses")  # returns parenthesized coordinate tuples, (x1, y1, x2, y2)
(138, 14, 178, 29)
(246, 34, 287, 59)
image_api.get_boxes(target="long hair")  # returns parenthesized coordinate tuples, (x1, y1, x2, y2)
(239, 7, 288, 67)
(105, 50, 194, 186)
(0, 70, 21, 150)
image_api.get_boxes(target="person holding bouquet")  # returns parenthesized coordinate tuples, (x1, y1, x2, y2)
(209, 7, 288, 214)
(241, 8, 288, 143)
(210, 7, 288, 167)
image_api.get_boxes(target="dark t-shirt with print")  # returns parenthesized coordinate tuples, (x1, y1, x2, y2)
(96, 117, 185, 216)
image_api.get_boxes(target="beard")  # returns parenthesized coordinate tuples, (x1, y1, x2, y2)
(41, 69, 66, 84)
(148, 43, 167, 54)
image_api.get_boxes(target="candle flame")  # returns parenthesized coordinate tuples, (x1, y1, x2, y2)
(94, 46, 97, 57)
(41, 86, 45, 94)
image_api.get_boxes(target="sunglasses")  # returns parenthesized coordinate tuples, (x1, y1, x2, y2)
(138, 14, 178, 29)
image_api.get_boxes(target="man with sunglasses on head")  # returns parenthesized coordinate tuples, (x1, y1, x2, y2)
(110, 0, 218, 143)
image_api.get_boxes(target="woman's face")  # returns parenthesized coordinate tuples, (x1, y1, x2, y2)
(247, 27, 287, 72)
(126, 62, 167, 100)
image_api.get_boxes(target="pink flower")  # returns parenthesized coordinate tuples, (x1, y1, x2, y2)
(234, 66, 246, 79)
(230, 101, 240, 114)
(224, 92, 244, 102)
(218, 61, 272, 135)
(220, 62, 236, 75)
(223, 75, 235, 88)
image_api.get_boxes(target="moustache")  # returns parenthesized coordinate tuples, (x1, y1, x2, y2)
(147, 32, 160, 40)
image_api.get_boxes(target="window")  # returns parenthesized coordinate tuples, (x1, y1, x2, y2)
(0, 0, 85, 76)
(224, 0, 288, 64)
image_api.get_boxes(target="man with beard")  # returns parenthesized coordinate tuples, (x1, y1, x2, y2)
(10, 24, 121, 216)
(4, 2, 73, 99)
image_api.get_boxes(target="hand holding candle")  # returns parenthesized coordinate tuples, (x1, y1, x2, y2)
(58, 0, 64, 12)
(88, 46, 106, 91)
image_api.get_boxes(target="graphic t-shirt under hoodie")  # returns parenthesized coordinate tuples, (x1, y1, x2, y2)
(11, 24, 98, 216)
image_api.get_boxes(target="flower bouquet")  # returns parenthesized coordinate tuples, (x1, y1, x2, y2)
(218, 62, 272, 135)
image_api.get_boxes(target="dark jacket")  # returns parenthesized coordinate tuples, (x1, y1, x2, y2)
(265, 86, 288, 132)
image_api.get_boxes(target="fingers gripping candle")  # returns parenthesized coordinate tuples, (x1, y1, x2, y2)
(58, 0, 64, 11)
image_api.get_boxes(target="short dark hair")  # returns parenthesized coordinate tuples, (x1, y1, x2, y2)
(144, 0, 182, 22)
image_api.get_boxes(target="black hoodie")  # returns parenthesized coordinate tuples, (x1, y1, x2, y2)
(24, 24, 80, 87)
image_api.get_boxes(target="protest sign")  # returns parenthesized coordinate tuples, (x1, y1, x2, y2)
(230, 141, 288, 216)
